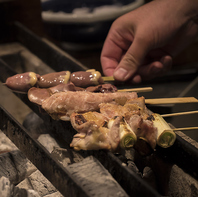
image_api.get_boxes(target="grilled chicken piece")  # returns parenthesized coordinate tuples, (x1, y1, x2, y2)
(28, 83, 118, 106)
(70, 111, 111, 150)
(70, 96, 157, 152)
(107, 116, 123, 151)
(28, 83, 82, 105)
(70, 113, 121, 152)
(70, 112, 108, 133)
(70, 112, 138, 152)
(125, 114, 157, 149)
(70, 126, 111, 151)
(99, 103, 123, 119)
(108, 116, 137, 150)
(85, 84, 117, 93)
(5, 72, 39, 92)
(99, 97, 147, 120)
(139, 119, 157, 150)
(70, 112, 120, 151)
(125, 97, 150, 119)
(42, 91, 138, 121)
(70, 70, 104, 88)
(37, 71, 71, 88)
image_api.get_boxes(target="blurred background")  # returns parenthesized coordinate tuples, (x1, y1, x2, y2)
(0, 0, 149, 73)
(40, 0, 145, 73)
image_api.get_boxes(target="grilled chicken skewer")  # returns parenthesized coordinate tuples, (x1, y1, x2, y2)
(5, 70, 104, 92)
(5, 70, 197, 153)
(5, 70, 154, 94)
(69, 96, 158, 154)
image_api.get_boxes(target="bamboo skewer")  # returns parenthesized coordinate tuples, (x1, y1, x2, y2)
(172, 127, 198, 131)
(102, 76, 114, 81)
(118, 87, 153, 93)
(145, 97, 198, 105)
(161, 110, 198, 118)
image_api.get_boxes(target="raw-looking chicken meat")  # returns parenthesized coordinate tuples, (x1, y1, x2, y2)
(42, 91, 138, 121)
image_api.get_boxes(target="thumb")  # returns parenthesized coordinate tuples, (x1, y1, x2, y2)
(113, 37, 150, 81)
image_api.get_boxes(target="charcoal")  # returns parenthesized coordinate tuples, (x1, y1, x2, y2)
(0, 150, 36, 185)
(67, 156, 129, 197)
(19, 170, 62, 197)
(142, 167, 157, 191)
(51, 147, 84, 167)
(127, 160, 141, 176)
(168, 165, 198, 197)
(17, 174, 63, 197)
(124, 149, 135, 160)
(0, 176, 40, 197)
(44, 191, 63, 197)
(17, 177, 34, 190)
(37, 134, 60, 153)
(0, 130, 18, 154)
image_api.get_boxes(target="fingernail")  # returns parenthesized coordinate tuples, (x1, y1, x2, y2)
(114, 68, 128, 80)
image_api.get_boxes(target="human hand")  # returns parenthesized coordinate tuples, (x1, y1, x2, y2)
(101, 0, 198, 83)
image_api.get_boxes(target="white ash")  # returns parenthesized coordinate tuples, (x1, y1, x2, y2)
(37, 134, 60, 153)
(67, 156, 129, 197)
(0, 130, 18, 154)
(168, 165, 198, 197)
(44, 191, 63, 197)
(0, 176, 40, 197)
(127, 160, 141, 176)
(142, 167, 157, 190)
(0, 150, 37, 185)
(0, 130, 63, 196)
(51, 147, 85, 168)
(17, 170, 63, 197)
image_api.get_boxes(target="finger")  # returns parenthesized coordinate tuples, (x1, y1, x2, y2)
(101, 41, 122, 76)
(101, 31, 131, 76)
(160, 55, 172, 72)
(132, 75, 142, 84)
(113, 37, 150, 81)
(137, 55, 172, 80)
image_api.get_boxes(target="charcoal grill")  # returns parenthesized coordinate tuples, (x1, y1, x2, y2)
(0, 22, 198, 197)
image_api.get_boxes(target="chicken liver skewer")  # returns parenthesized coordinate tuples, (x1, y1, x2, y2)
(5, 70, 104, 92)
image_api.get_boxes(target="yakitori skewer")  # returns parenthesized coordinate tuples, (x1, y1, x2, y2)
(102, 76, 114, 82)
(4, 70, 153, 94)
(172, 127, 198, 132)
(118, 87, 153, 93)
(161, 110, 198, 118)
(145, 97, 198, 105)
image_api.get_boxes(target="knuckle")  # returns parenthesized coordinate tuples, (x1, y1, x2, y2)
(122, 53, 140, 70)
